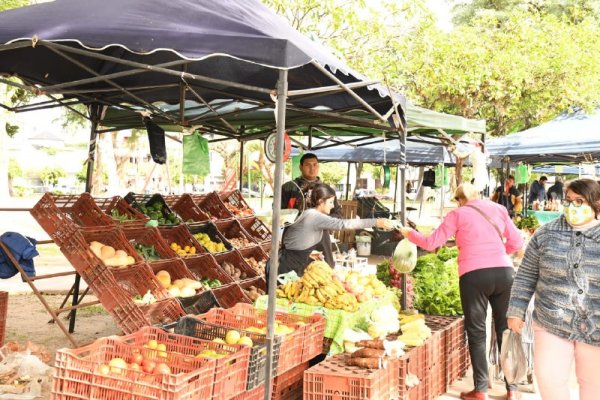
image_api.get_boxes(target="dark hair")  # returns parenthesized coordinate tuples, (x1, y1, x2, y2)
(307, 183, 335, 208)
(300, 153, 318, 165)
(540, 176, 548, 182)
(507, 175, 515, 181)
(566, 179, 600, 215)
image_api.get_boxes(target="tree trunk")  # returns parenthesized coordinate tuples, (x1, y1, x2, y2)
(455, 157, 464, 187)
(354, 162, 364, 194)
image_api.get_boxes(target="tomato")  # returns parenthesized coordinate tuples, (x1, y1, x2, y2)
(131, 353, 144, 365)
(129, 363, 141, 372)
(142, 359, 156, 374)
(154, 362, 171, 375)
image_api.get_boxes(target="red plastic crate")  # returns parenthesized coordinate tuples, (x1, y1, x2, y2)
(239, 277, 267, 302)
(238, 217, 272, 245)
(121, 326, 251, 400)
(55, 193, 117, 228)
(272, 361, 308, 400)
(172, 194, 210, 223)
(227, 303, 325, 365)
(109, 262, 169, 300)
(238, 246, 268, 276)
(149, 258, 197, 283)
(52, 336, 216, 400)
(138, 297, 186, 327)
(94, 195, 149, 228)
(197, 192, 234, 220)
(218, 190, 255, 218)
(260, 242, 273, 257)
(187, 222, 232, 254)
(159, 224, 206, 257)
(73, 226, 144, 265)
(0, 291, 7, 347)
(303, 354, 400, 400)
(213, 250, 258, 282)
(126, 193, 183, 226)
(59, 235, 109, 284)
(215, 219, 258, 249)
(174, 315, 281, 391)
(231, 385, 264, 400)
(212, 284, 252, 308)
(162, 194, 183, 209)
(122, 226, 178, 261)
(183, 253, 234, 287)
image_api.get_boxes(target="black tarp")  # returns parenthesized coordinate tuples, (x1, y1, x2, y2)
(0, 0, 405, 120)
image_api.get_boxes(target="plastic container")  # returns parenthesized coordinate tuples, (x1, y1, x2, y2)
(355, 234, 372, 256)
(303, 354, 400, 400)
(109, 262, 169, 300)
(238, 217, 272, 245)
(172, 194, 210, 223)
(197, 192, 234, 220)
(214, 219, 257, 249)
(183, 253, 234, 287)
(218, 190, 255, 218)
(94, 195, 149, 228)
(177, 289, 219, 315)
(238, 246, 268, 276)
(213, 250, 258, 282)
(158, 224, 207, 257)
(187, 222, 232, 254)
(122, 226, 178, 262)
(212, 283, 252, 308)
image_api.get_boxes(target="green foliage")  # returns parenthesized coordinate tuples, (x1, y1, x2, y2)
(319, 162, 346, 186)
(43, 147, 58, 156)
(436, 246, 459, 261)
(4, 122, 18, 137)
(0, 0, 29, 13)
(412, 248, 463, 316)
(8, 158, 22, 179)
(39, 166, 66, 186)
(376, 258, 392, 286)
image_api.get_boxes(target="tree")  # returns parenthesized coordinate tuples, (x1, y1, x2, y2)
(319, 162, 346, 186)
(39, 166, 66, 188)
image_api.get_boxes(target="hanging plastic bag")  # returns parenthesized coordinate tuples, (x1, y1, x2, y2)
(392, 238, 417, 273)
(182, 132, 210, 176)
(500, 329, 527, 385)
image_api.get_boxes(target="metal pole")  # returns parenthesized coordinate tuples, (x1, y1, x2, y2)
(393, 164, 399, 214)
(239, 141, 244, 192)
(345, 162, 351, 201)
(264, 69, 288, 400)
(400, 132, 408, 310)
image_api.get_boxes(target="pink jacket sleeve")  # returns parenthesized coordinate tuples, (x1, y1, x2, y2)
(502, 209, 524, 254)
(407, 211, 458, 251)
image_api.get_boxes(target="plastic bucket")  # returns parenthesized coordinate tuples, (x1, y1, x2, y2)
(355, 235, 372, 256)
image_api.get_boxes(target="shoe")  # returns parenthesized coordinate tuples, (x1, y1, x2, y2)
(460, 390, 488, 400)
(507, 391, 522, 399)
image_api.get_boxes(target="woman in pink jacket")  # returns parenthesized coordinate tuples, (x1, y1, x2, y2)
(401, 183, 524, 400)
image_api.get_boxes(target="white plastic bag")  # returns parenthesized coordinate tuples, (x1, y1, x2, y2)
(500, 329, 527, 385)
(392, 238, 417, 273)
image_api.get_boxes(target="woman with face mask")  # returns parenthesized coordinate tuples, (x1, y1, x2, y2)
(507, 179, 600, 400)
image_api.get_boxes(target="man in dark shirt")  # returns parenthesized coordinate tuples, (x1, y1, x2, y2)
(280, 153, 341, 266)
(546, 176, 564, 201)
(492, 175, 521, 216)
(528, 176, 548, 206)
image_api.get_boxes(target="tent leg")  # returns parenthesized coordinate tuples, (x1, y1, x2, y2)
(399, 132, 408, 310)
(265, 69, 288, 400)
(345, 163, 351, 201)
(393, 165, 399, 214)
(239, 140, 244, 192)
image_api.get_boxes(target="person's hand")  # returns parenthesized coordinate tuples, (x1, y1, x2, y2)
(507, 317, 524, 334)
(376, 219, 394, 230)
(400, 227, 413, 238)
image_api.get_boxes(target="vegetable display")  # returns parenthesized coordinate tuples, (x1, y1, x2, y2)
(89, 241, 136, 268)
(412, 247, 462, 316)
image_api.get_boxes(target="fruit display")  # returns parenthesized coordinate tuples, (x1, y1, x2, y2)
(137, 202, 182, 226)
(155, 270, 203, 298)
(169, 242, 197, 257)
(99, 340, 172, 375)
(276, 261, 359, 311)
(89, 240, 136, 268)
(133, 243, 161, 261)
(243, 285, 265, 301)
(244, 256, 266, 275)
(221, 261, 248, 281)
(334, 270, 388, 303)
(199, 276, 222, 289)
(133, 290, 157, 305)
(224, 202, 253, 217)
(227, 236, 254, 248)
(193, 232, 226, 253)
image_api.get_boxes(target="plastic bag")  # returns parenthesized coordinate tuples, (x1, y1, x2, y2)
(500, 329, 527, 385)
(392, 238, 417, 273)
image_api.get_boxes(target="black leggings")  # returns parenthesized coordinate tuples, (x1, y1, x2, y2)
(460, 267, 517, 392)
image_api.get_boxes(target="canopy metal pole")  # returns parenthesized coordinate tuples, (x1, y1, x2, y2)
(399, 132, 408, 310)
(393, 164, 399, 214)
(265, 69, 288, 400)
(345, 163, 351, 200)
(239, 141, 244, 192)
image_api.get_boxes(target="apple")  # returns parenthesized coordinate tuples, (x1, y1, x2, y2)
(147, 340, 159, 349)
(157, 343, 167, 358)
(108, 358, 128, 374)
(154, 362, 171, 375)
(129, 363, 141, 372)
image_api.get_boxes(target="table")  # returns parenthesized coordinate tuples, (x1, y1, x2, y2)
(254, 290, 397, 355)
(527, 210, 561, 225)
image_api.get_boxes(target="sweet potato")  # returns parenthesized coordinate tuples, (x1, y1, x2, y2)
(355, 340, 385, 349)
(346, 357, 386, 369)
(350, 348, 385, 359)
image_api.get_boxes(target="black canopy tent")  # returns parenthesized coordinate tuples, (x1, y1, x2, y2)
(0, 0, 409, 395)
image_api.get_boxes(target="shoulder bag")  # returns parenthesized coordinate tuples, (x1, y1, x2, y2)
(464, 204, 505, 243)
